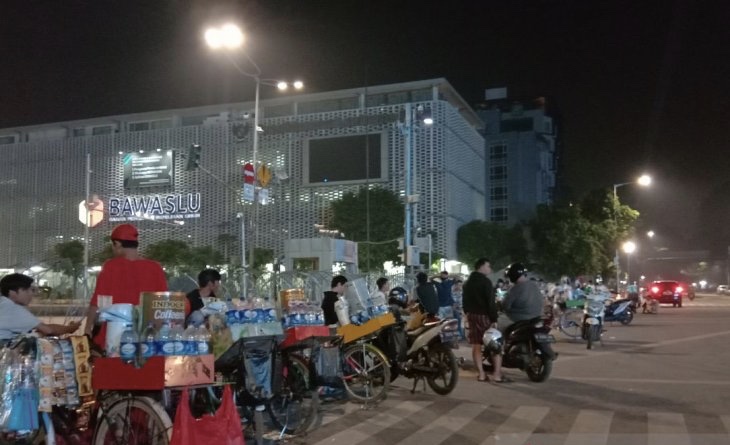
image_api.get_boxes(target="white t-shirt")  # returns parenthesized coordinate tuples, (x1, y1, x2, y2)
(0, 296, 40, 340)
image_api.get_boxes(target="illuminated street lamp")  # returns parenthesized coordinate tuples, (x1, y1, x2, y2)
(205, 23, 303, 297)
(622, 240, 637, 283)
(612, 174, 652, 289)
(647, 230, 655, 238)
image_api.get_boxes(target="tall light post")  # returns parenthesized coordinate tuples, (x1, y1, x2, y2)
(612, 174, 651, 290)
(205, 23, 303, 297)
(400, 103, 432, 269)
(622, 240, 637, 284)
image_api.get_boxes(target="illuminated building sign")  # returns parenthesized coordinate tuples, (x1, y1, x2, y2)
(108, 193, 201, 222)
(123, 151, 174, 189)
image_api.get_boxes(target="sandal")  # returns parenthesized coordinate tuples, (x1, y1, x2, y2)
(488, 375, 513, 384)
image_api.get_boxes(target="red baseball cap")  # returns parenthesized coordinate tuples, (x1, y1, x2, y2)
(110, 223, 138, 241)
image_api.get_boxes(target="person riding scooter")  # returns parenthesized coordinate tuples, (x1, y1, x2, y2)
(498, 263, 545, 333)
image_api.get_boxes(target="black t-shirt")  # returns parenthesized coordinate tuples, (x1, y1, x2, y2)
(415, 283, 439, 315)
(462, 271, 497, 321)
(321, 291, 340, 325)
(186, 289, 212, 313)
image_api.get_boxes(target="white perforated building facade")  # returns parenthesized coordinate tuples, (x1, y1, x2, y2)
(0, 78, 485, 270)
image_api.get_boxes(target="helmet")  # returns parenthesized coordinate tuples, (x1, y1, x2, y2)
(388, 286, 408, 308)
(505, 263, 528, 283)
(482, 328, 504, 353)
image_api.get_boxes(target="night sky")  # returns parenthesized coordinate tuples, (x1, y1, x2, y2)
(2, 0, 729, 252)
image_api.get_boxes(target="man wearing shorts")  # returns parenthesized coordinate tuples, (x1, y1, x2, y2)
(463, 257, 504, 382)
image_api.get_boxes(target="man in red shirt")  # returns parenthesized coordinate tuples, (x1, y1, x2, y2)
(84, 223, 168, 349)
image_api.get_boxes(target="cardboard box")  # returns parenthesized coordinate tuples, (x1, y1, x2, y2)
(139, 291, 187, 332)
(337, 312, 396, 344)
(92, 355, 214, 390)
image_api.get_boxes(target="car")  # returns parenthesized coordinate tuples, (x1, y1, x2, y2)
(647, 280, 684, 307)
(717, 285, 729, 295)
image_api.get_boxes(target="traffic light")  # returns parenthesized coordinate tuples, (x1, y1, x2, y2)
(185, 144, 202, 171)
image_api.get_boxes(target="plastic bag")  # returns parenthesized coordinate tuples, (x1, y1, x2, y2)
(169, 385, 244, 445)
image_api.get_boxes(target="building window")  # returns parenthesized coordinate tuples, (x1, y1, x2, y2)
(91, 126, 113, 135)
(0, 135, 17, 145)
(501, 117, 533, 132)
(129, 119, 171, 132)
(491, 207, 508, 222)
(490, 144, 507, 160)
(490, 166, 507, 180)
(491, 187, 507, 201)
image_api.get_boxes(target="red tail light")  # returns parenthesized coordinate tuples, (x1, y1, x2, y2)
(675, 286, 683, 293)
(651, 286, 660, 294)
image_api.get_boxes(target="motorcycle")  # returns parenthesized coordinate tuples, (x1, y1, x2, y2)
(375, 313, 460, 395)
(580, 291, 612, 349)
(604, 298, 634, 325)
(482, 316, 557, 382)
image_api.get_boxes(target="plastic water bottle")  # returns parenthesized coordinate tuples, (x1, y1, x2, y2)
(170, 323, 185, 355)
(119, 323, 139, 364)
(183, 325, 197, 355)
(156, 322, 174, 356)
(140, 323, 157, 358)
(195, 326, 211, 355)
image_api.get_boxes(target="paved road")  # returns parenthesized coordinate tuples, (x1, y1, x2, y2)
(37, 293, 730, 444)
(292, 293, 730, 444)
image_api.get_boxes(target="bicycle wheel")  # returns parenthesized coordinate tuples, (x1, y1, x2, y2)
(341, 342, 390, 403)
(93, 396, 172, 445)
(268, 354, 317, 435)
(559, 309, 583, 339)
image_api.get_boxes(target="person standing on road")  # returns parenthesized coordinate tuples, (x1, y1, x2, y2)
(433, 270, 455, 319)
(84, 223, 168, 349)
(463, 258, 505, 383)
(452, 279, 465, 340)
(415, 272, 440, 324)
(500, 263, 544, 331)
(0, 273, 81, 341)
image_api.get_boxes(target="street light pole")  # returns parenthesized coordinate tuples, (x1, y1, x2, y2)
(612, 174, 652, 291)
(205, 23, 302, 299)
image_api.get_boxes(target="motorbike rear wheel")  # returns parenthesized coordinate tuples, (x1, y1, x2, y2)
(586, 324, 601, 350)
(525, 351, 553, 382)
(425, 343, 459, 395)
(619, 310, 634, 325)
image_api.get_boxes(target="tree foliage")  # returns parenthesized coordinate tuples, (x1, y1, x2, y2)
(530, 204, 607, 280)
(330, 187, 404, 272)
(144, 239, 224, 276)
(49, 240, 85, 282)
(456, 220, 528, 272)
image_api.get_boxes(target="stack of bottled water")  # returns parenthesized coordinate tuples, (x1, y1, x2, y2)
(284, 300, 324, 327)
(119, 321, 213, 359)
(119, 323, 139, 364)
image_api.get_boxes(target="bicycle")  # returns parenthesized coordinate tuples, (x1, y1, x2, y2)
(1, 335, 174, 445)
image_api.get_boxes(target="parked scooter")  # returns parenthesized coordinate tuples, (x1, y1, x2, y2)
(374, 288, 460, 395)
(481, 316, 557, 382)
(581, 291, 612, 349)
(604, 298, 634, 325)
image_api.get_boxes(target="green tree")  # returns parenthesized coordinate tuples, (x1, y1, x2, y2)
(529, 204, 607, 280)
(144, 239, 191, 275)
(188, 246, 225, 272)
(579, 189, 640, 278)
(456, 221, 528, 271)
(330, 187, 404, 272)
(49, 240, 85, 297)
